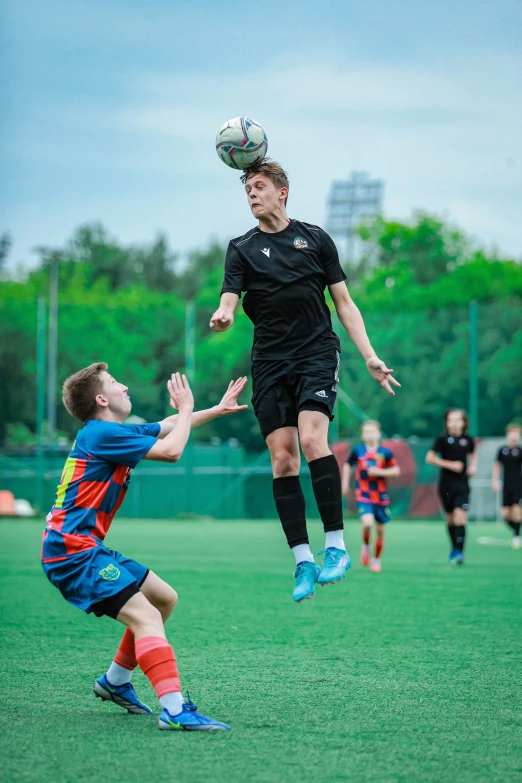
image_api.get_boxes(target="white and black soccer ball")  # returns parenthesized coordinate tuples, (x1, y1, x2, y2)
(215, 117, 268, 170)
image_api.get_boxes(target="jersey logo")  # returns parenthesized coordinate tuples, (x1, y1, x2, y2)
(261, 247, 270, 257)
(99, 564, 120, 581)
(459, 438, 467, 446)
(315, 390, 328, 398)
(448, 437, 454, 444)
(293, 236, 308, 249)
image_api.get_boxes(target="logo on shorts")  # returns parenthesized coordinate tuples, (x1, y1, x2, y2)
(99, 564, 120, 581)
(293, 236, 308, 249)
(462, 504, 469, 511)
(315, 390, 328, 398)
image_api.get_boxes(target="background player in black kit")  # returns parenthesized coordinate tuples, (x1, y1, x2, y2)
(426, 409, 477, 565)
(492, 423, 522, 549)
(210, 159, 400, 603)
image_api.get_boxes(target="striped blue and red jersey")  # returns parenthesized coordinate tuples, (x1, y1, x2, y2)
(41, 420, 159, 564)
(347, 444, 397, 506)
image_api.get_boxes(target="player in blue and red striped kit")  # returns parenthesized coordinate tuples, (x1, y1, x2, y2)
(42, 362, 247, 731)
(342, 420, 400, 572)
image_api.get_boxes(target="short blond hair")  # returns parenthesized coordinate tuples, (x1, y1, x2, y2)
(506, 422, 521, 434)
(240, 159, 289, 205)
(362, 419, 381, 433)
(62, 362, 107, 423)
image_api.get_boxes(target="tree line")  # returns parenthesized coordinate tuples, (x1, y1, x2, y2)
(0, 213, 520, 449)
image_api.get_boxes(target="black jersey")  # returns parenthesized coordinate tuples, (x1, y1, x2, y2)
(220, 219, 346, 359)
(431, 433, 475, 486)
(496, 445, 522, 488)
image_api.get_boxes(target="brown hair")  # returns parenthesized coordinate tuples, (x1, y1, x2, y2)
(362, 419, 381, 432)
(444, 408, 469, 432)
(240, 159, 289, 205)
(62, 362, 108, 423)
(506, 422, 521, 433)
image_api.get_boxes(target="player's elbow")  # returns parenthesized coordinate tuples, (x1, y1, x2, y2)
(425, 451, 435, 466)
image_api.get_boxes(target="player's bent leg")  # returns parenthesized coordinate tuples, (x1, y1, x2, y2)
(445, 511, 459, 564)
(118, 592, 230, 731)
(140, 571, 178, 622)
(371, 519, 386, 572)
(299, 410, 351, 585)
(268, 427, 319, 601)
(360, 513, 374, 566)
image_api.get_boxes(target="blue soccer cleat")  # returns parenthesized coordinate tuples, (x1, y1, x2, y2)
(93, 674, 153, 715)
(448, 547, 459, 565)
(158, 703, 231, 731)
(292, 561, 321, 603)
(318, 548, 351, 585)
(455, 552, 465, 566)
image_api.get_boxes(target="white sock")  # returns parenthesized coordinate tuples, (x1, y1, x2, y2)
(292, 543, 315, 565)
(160, 691, 185, 716)
(325, 530, 345, 551)
(106, 661, 132, 686)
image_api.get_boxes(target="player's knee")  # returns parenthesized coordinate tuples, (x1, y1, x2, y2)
(299, 432, 325, 461)
(161, 587, 178, 617)
(272, 449, 299, 477)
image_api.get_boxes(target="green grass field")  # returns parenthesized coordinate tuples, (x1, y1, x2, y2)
(1, 518, 522, 783)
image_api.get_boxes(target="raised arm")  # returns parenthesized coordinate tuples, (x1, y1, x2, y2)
(328, 281, 400, 397)
(157, 377, 248, 437)
(143, 374, 194, 463)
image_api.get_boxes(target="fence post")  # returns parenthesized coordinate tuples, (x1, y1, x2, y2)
(36, 297, 46, 511)
(469, 301, 479, 436)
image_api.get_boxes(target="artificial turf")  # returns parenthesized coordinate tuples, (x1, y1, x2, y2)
(1, 518, 521, 783)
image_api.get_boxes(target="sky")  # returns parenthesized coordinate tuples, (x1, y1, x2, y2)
(1, 0, 522, 269)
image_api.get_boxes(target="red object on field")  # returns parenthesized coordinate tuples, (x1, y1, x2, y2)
(410, 483, 440, 517)
(0, 490, 16, 516)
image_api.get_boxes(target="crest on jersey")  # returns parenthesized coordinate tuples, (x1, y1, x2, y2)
(293, 236, 308, 249)
(448, 437, 454, 444)
(459, 438, 467, 446)
(99, 564, 120, 581)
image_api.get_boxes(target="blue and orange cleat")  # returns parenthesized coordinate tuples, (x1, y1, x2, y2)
(292, 561, 321, 603)
(93, 674, 153, 715)
(158, 702, 231, 731)
(448, 547, 459, 565)
(318, 547, 351, 585)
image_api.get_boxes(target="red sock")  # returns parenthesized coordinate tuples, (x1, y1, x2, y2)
(374, 539, 384, 559)
(135, 636, 180, 697)
(363, 528, 371, 546)
(114, 628, 137, 670)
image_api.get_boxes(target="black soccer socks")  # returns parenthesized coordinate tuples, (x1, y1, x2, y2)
(273, 476, 308, 548)
(453, 524, 466, 553)
(308, 454, 344, 533)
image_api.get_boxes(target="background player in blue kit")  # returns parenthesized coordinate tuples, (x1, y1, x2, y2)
(342, 420, 400, 572)
(42, 362, 248, 731)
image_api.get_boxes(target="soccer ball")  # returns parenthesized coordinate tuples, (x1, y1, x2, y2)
(215, 117, 268, 170)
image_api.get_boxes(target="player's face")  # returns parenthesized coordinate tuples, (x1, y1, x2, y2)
(507, 428, 521, 447)
(99, 372, 132, 418)
(446, 411, 465, 436)
(245, 174, 286, 218)
(362, 423, 381, 444)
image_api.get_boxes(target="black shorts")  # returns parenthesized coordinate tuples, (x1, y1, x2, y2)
(252, 349, 340, 439)
(502, 486, 522, 508)
(439, 484, 470, 514)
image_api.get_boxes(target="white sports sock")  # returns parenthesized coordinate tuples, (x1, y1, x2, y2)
(106, 661, 132, 686)
(292, 543, 315, 565)
(325, 530, 345, 551)
(160, 691, 185, 716)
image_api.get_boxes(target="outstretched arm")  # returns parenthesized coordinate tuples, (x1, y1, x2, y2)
(328, 281, 400, 397)
(157, 376, 248, 437)
(143, 374, 194, 463)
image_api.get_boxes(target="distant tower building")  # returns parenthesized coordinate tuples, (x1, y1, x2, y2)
(326, 171, 384, 264)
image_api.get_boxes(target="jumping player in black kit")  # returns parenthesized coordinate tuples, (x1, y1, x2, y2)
(492, 423, 522, 549)
(426, 409, 477, 565)
(210, 159, 400, 602)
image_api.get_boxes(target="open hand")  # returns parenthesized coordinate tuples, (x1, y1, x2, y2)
(167, 373, 194, 413)
(366, 357, 401, 396)
(210, 309, 234, 332)
(217, 377, 249, 415)
(492, 479, 501, 493)
(467, 464, 477, 478)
